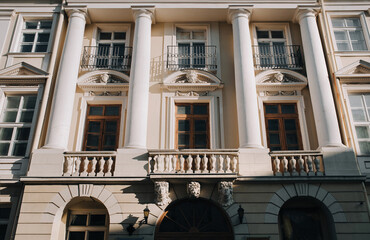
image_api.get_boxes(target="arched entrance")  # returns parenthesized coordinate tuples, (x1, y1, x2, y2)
(279, 197, 336, 240)
(155, 198, 234, 240)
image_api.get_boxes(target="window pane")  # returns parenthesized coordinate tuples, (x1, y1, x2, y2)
(20, 111, 34, 122)
(105, 121, 117, 132)
(69, 232, 86, 240)
(356, 126, 369, 138)
(337, 42, 350, 51)
(0, 224, 7, 240)
(0, 143, 9, 155)
(99, 32, 112, 40)
(193, 31, 205, 40)
(194, 134, 207, 148)
(22, 33, 35, 42)
(178, 134, 189, 145)
(90, 215, 106, 226)
(6, 96, 21, 108)
(40, 21, 52, 29)
(2, 111, 17, 122)
(86, 135, 100, 146)
(20, 45, 33, 52)
(284, 119, 297, 131)
(349, 95, 363, 107)
(89, 107, 104, 116)
(177, 105, 190, 114)
(25, 22, 38, 29)
(88, 122, 101, 133)
(364, 95, 370, 107)
(88, 231, 105, 240)
(23, 96, 37, 109)
(178, 120, 190, 131)
(359, 141, 370, 154)
(351, 109, 366, 121)
(177, 31, 190, 40)
(0, 207, 11, 218)
(16, 128, 30, 140)
(268, 119, 279, 131)
(349, 30, 364, 41)
(103, 135, 116, 146)
(334, 31, 347, 41)
(345, 18, 361, 27)
(286, 133, 298, 145)
(269, 133, 280, 144)
(37, 33, 50, 42)
(35, 44, 48, 52)
(332, 18, 345, 27)
(12, 143, 27, 156)
(271, 31, 284, 38)
(114, 32, 126, 40)
(0, 128, 13, 140)
(105, 106, 120, 116)
(352, 41, 367, 51)
(194, 120, 207, 131)
(70, 215, 87, 226)
(193, 105, 207, 115)
(257, 30, 269, 38)
(265, 105, 278, 114)
(281, 104, 295, 114)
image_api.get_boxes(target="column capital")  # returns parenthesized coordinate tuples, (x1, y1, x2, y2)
(227, 6, 253, 24)
(294, 7, 320, 23)
(132, 7, 155, 24)
(64, 7, 90, 23)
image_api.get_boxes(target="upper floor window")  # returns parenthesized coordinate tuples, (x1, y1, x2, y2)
(331, 17, 367, 51)
(0, 205, 11, 240)
(348, 93, 370, 154)
(0, 95, 37, 156)
(175, 103, 209, 149)
(264, 103, 303, 151)
(19, 20, 52, 52)
(67, 211, 108, 240)
(96, 31, 127, 68)
(83, 104, 121, 151)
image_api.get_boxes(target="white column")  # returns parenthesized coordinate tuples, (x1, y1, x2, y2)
(44, 9, 86, 149)
(229, 9, 263, 148)
(296, 9, 343, 148)
(124, 9, 153, 149)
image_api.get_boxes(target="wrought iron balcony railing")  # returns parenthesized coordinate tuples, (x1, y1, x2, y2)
(253, 45, 303, 70)
(81, 46, 132, 71)
(167, 45, 217, 71)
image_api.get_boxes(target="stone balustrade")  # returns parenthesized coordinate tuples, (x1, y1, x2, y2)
(62, 152, 116, 177)
(270, 151, 324, 176)
(148, 150, 239, 174)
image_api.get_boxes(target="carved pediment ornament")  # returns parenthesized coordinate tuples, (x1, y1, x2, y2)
(77, 71, 129, 93)
(256, 70, 307, 92)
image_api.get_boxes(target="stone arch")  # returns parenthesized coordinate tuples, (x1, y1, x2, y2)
(265, 183, 346, 223)
(47, 184, 123, 239)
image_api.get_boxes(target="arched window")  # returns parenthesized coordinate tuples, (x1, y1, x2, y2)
(279, 197, 336, 240)
(155, 198, 234, 240)
(62, 198, 109, 240)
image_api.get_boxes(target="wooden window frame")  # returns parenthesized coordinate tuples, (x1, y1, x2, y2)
(66, 210, 108, 240)
(83, 104, 121, 151)
(175, 103, 210, 149)
(264, 103, 303, 151)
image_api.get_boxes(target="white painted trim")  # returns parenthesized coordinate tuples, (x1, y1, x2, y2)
(257, 94, 310, 150)
(91, 23, 132, 47)
(251, 22, 293, 46)
(76, 95, 128, 151)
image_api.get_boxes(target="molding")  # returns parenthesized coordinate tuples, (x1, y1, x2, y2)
(77, 70, 129, 93)
(0, 62, 48, 84)
(255, 69, 307, 92)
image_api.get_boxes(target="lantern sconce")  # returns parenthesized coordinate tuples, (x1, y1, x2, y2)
(126, 205, 151, 235)
(238, 205, 244, 224)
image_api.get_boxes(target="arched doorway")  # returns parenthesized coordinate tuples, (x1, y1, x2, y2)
(279, 197, 336, 240)
(155, 198, 234, 240)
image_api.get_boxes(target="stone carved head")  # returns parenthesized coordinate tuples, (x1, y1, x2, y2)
(218, 181, 234, 207)
(187, 181, 201, 198)
(154, 181, 171, 206)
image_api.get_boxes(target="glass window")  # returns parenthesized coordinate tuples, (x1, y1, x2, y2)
(332, 17, 367, 51)
(348, 93, 370, 154)
(264, 103, 303, 150)
(256, 28, 287, 68)
(175, 103, 209, 149)
(19, 20, 52, 52)
(95, 31, 127, 69)
(176, 28, 206, 69)
(0, 205, 11, 240)
(83, 105, 121, 151)
(67, 212, 107, 240)
(0, 95, 37, 156)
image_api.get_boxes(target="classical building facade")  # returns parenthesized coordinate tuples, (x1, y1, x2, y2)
(0, 0, 370, 239)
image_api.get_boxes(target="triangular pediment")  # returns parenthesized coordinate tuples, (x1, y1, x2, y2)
(0, 62, 48, 84)
(0, 62, 48, 77)
(336, 60, 370, 79)
(163, 70, 223, 92)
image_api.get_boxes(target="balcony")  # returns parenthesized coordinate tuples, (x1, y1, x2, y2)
(62, 152, 116, 177)
(167, 45, 217, 72)
(270, 151, 324, 176)
(253, 45, 303, 70)
(148, 149, 238, 175)
(80, 46, 132, 71)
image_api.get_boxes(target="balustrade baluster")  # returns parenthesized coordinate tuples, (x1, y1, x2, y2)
(186, 155, 193, 173)
(158, 155, 164, 173)
(88, 157, 97, 176)
(164, 155, 170, 172)
(282, 156, 288, 176)
(231, 156, 238, 173)
(73, 157, 81, 176)
(314, 156, 323, 176)
(298, 155, 305, 175)
(97, 157, 105, 176)
(179, 155, 185, 173)
(105, 157, 114, 176)
(202, 154, 208, 173)
(194, 155, 201, 173)
(306, 156, 315, 176)
(290, 156, 298, 176)
(273, 156, 281, 176)
(171, 155, 177, 173)
(63, 157, 73, 176)
(210, 154, 216, 173)
(80, 157, 89, 176)
(218, 155, 224, 173)
(225, 155, 231, 173)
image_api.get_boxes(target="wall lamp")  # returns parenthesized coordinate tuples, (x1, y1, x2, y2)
(238, 205, 244, 224)
(126, 206, 151, 235)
